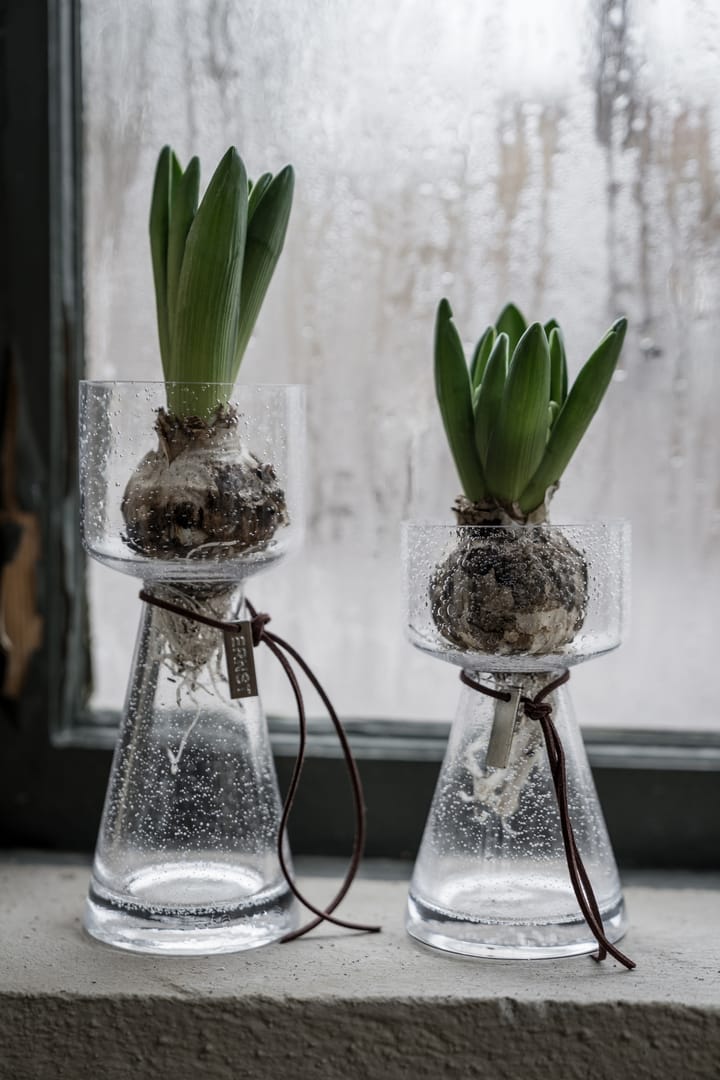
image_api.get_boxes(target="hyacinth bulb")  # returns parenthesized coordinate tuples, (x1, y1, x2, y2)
(121, 405, 287, 560)
(429, 527, 588, 656)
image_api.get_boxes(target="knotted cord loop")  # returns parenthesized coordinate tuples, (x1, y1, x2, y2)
(521, 699, 552, 723)
(460, 668, 635, 971)
(139, 589, 380, 943)
(249, 610, 272, 647)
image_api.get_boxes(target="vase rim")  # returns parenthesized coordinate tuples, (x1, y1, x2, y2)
(80, 379, 305, 390)
(402, 518, 630, 530)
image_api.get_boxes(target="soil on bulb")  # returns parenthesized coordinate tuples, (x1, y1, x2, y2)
(430, 506, 588, 656)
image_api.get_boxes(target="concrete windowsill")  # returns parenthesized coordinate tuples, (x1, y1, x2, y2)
(0, 858, 718, 1079)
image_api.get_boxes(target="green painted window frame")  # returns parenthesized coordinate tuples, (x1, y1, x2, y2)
(0, 0, 717, 868)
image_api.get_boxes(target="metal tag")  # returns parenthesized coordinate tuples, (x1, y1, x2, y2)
(224, 623, 258, 699)
(486, 687, 522, 769)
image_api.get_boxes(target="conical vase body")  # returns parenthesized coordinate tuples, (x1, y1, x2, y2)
(407, 674, 626, 958)
(84, 587, 297, 954)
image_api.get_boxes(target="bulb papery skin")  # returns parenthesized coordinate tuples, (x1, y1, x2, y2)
(429, 520, 588, 656)
(452, 493, 555, 528)
(121, 407, 288, 559)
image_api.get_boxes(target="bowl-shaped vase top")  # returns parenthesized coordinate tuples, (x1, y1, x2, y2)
(79, 381, 305, 583)
(403, 521, 629, 672)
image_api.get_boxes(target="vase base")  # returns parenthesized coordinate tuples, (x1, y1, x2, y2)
(84, 865, 297, 955)
(406, 891, 628, 960)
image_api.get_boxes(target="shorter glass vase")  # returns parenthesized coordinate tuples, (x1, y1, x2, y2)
(403, 521, 630, 960)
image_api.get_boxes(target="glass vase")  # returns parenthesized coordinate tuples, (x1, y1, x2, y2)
(79, 381, 305, 954)
(402, 521, 631, 960)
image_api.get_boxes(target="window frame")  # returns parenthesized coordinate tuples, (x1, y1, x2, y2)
(0, 0, 717, 868)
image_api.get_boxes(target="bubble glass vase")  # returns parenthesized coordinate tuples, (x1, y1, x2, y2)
(402, 521, 631, 960)
(79, 381, 304, 954)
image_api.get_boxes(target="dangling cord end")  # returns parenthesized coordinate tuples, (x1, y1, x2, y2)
(137, 589, 380, 943)
(247, 598, 381, 943)
(461, 668, 636, 971)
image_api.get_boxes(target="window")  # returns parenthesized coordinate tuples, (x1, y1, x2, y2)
(0, 0, 717, 863)
(82, 0, 719, 733)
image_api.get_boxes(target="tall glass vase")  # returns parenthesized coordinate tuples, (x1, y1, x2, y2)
(79, 381, 305, 954)
(403, 521, 631, 960)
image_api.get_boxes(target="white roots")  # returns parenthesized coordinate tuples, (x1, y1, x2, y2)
(459, 674, 552, 829)
(147, 584, 239, 686)
(141, 585, 241, 774)
(459, 719, 543, 831)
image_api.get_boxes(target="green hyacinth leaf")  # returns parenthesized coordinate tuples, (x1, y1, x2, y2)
(166, 156, 200, 372)
(519, 317, 627, 512)
(548, 325, 568, 405)
(171, 147, 248, 416)
(495, 302, 527, 356)
(248, 171, 273, 223)
(470, 326, 496, 390)
(548, 400, 559, 431)
(474, 331, 509, 469)
(485, 322, 551, 504)
(234, 164, 295, 366)
(149, 146, 181, 379)
(434, 299, 485, 501)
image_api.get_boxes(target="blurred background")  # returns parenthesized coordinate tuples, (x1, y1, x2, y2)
(82, 0, 720, 731)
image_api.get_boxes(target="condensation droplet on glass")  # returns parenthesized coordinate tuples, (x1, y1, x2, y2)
(608, 5, 624, 29)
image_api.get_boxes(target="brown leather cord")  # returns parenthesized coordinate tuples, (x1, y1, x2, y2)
(139, 589, 380, 943)
(460, 669, 636, 971)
